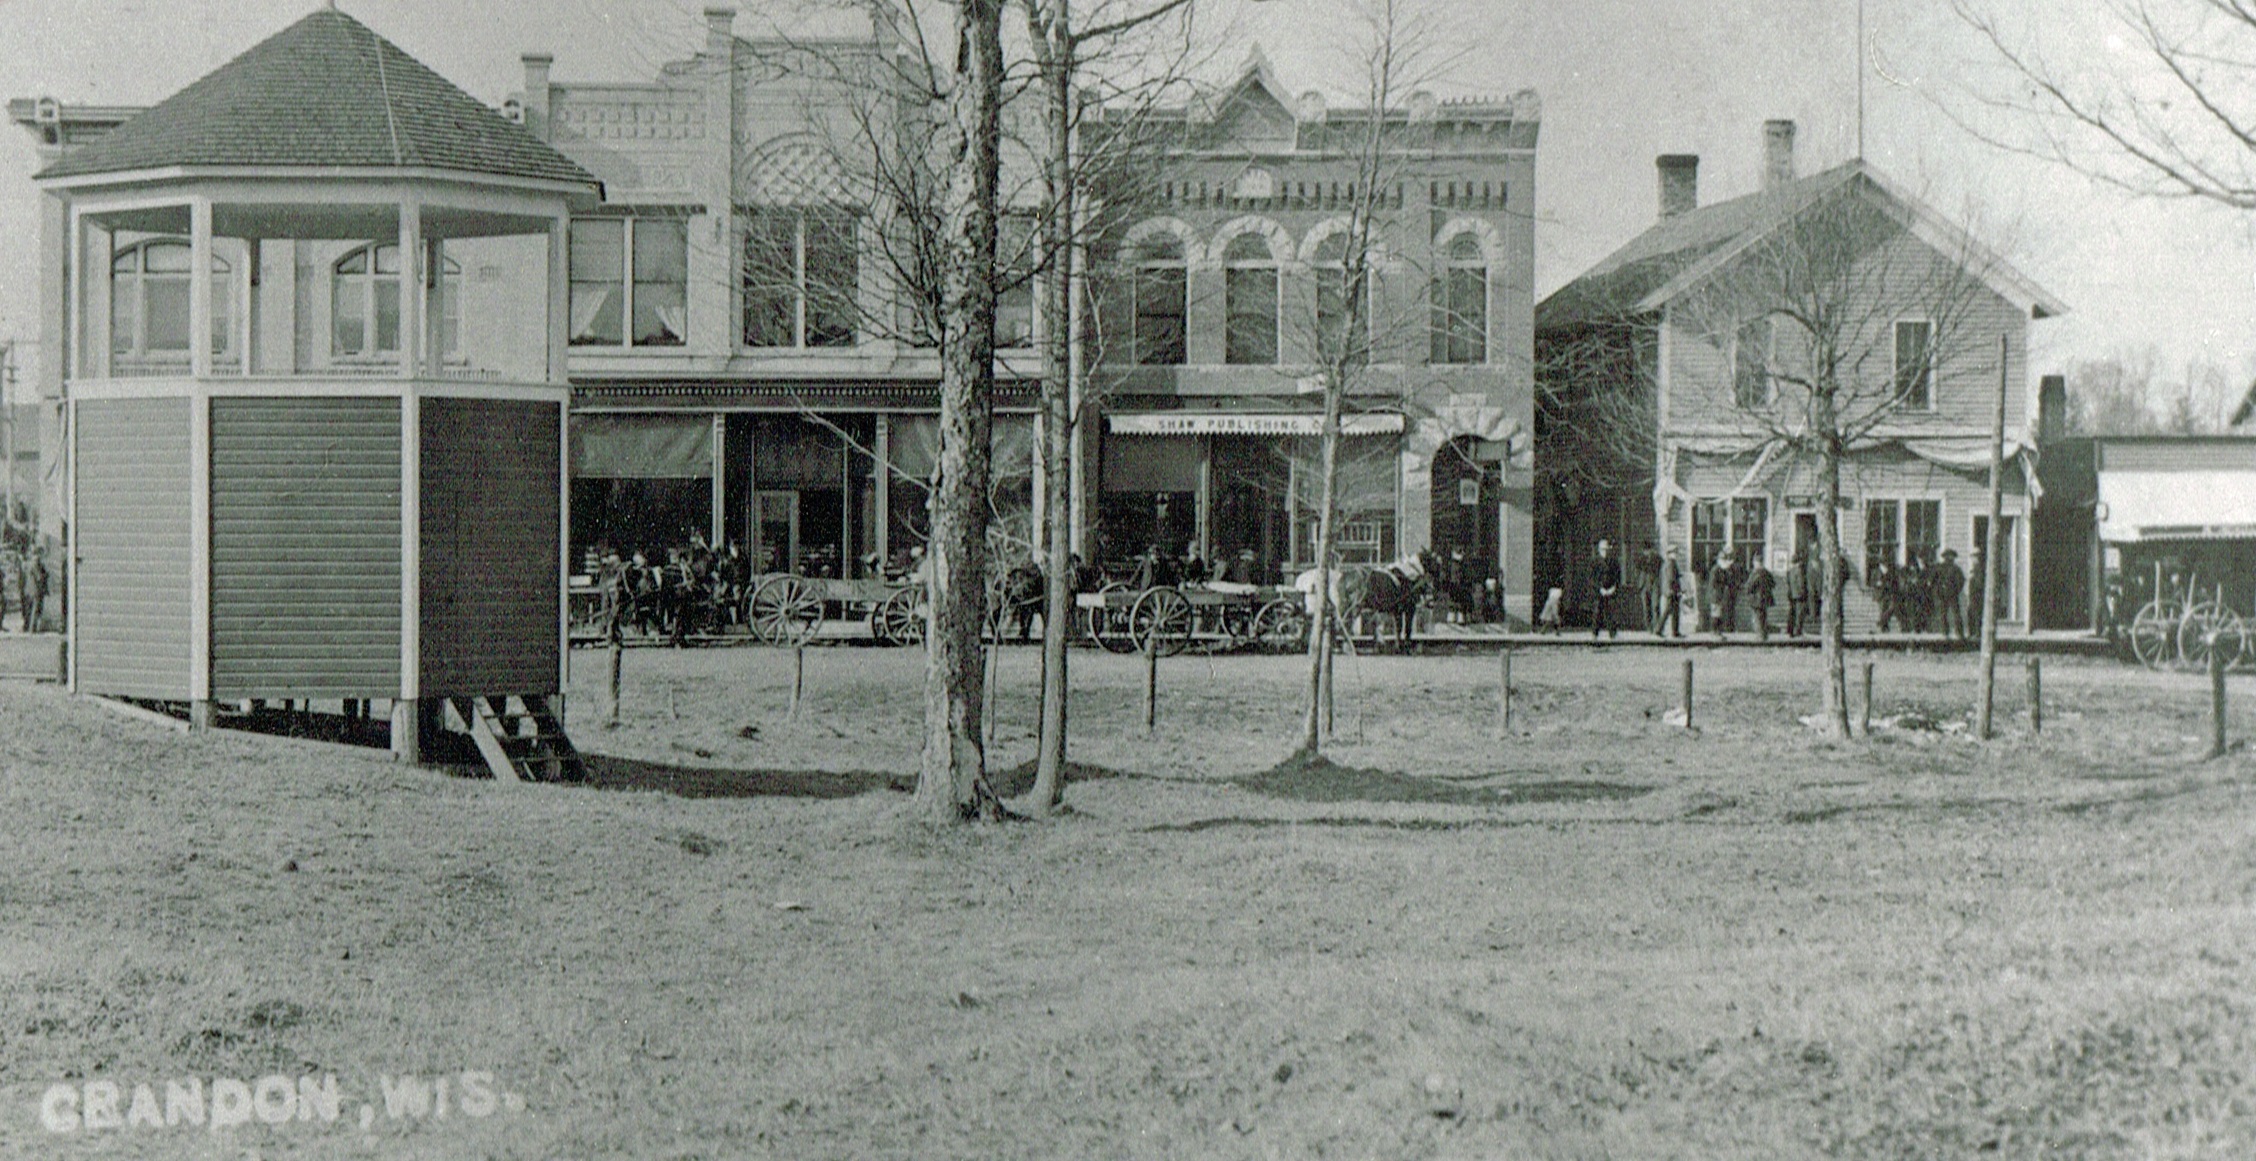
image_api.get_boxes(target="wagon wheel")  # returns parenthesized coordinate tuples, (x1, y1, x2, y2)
(2176, 601, 2248, 672)
(1130, 586, 1193, 657)
(2128, 599, 2182, 670)
(748, 574, 824, 646)
(873, 587, 926, 647)
(1253, 597, 1310, 654)
(1087, 582, 1139, 653)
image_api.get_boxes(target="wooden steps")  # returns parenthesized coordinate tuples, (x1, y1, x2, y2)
(445, 694, 585, 783)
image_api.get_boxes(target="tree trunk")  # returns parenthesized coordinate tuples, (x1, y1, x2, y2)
(1814, 405, 1851, 738)
(1300, 374, 1343, 755)
(918, 0, 1006, 823)
(1027, 0, 1074, 814)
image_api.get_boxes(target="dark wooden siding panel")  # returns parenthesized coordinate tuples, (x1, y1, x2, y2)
(420, 397, 562, 696)
(77, 397, 193, 699)
(209, 396, 401, 699)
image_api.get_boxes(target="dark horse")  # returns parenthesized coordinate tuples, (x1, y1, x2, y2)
(991, 561, 1050, 643)
(1341, 550, 1437, 651)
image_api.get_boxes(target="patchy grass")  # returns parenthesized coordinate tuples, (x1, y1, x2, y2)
(3, 645, 2256, 1158)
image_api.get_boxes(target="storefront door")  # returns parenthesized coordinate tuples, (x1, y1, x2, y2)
(754, 490, 798, 576)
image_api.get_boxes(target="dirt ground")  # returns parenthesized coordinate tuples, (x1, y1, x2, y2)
(5, 641, 2256, 1159)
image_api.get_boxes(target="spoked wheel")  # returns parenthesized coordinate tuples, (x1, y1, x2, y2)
(748, 574, 824, 646)
(2177, 601, 2248, 672)
(1253, 597, 1310, 653)
(1130, 586, 1193, 657)
(2128, 600, 2182, 670)
(872, 587, 926, 647)
(1087, 583, 1139, 653)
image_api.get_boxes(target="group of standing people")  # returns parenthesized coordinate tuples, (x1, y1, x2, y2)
(1, 506, 49, 633)
(1870, 550, 1981, 640)
(1586, 536, 1991, 640)
(593, 537, 751, 646)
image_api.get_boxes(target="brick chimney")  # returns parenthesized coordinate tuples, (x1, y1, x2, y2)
(1763, 119, 1796, 191)
(519, 53, 553, 140)
(2038, 374, 2067, 444)
(704, 7, 736, 58)
(1657, 154, 1699, 219)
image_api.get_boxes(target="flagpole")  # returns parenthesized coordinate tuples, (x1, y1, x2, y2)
(1856, 0, 1866, 161)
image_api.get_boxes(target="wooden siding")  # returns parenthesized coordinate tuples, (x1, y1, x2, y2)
(76, 397, 193, 699)
(1660, 230, 2031, 441)
(209, 396, 402, 699)
(420, 397, 561, 697)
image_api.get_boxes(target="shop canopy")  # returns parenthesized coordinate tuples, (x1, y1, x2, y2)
(2098, 470, 2256, 543)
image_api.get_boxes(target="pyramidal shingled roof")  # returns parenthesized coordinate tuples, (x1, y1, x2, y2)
(38, 6, 597, 188)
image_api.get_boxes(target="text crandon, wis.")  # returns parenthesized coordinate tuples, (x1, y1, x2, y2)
(36, 1071, 524, 1134)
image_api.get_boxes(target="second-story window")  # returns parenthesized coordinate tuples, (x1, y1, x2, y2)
(1893, 319, 1934, 409)
(1132, 235, 1186, 365)
(334, 243, 460, 359)
(1313, 232, 1370, 368)
(742, 207, 857, 349)
(111, 240, 231, 366)
(1430, 234, 1487, 365)
(1223, 233, 1279, 365)
(570, 218, 689, 349)
(1733, 315, 1773, 408)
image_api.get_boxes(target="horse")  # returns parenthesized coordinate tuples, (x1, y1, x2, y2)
(1294, 550, 1436, 652)
(989, 561, 1050, 643)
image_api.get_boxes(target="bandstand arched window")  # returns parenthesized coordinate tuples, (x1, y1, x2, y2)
(111, 240, 231, 367)
(334, 243, 461, 359)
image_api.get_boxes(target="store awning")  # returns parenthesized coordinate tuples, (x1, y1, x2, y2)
(1108, 412, 1403, 436)
(2098, 470, 2256, 542)
(572, 413, 713, 479)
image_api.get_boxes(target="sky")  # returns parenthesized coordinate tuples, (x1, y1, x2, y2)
(1, 0, 2251, 404)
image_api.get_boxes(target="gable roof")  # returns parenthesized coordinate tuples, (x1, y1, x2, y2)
(38, 6, 597, 188)
(1537, 159, 2063, 332)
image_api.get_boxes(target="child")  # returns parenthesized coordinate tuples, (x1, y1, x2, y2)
(1537, 586, 1565, 634)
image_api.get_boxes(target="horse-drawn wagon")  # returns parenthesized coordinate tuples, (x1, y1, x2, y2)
(1076, 582, 1310, 656)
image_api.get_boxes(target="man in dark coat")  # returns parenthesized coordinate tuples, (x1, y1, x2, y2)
(1746, 551, 1776, 641)
(1784, 547, 1811, 637)
(1653, 545, 1684, 638)
(1709, 552, 1740, 637)
(1932, 548, 1968, 640)
(1873, 560, 1902, 633)
(1589, 538, 1622, 639)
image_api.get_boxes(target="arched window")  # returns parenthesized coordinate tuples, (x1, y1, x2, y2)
(334, 244, 461, 359)
(1429, 233, 1487, 364)
(111, 240, 230, 364)
(1132, 234, 1186, 365)
(1223, 232, 1279, 365)
(1313, 232, 1370, 367)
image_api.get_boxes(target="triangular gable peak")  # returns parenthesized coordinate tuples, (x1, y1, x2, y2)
(1199, 46, 1297, 152)
(1633, 163, 2064, 322)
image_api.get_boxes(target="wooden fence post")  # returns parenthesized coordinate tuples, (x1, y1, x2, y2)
(1680, 658, 1694, 730)
(1860, 660, 1874, 737)
(2026, 656, 2042, 734)
(606, 637, 623, 728)
(789, 645, 805, 721)
(1496, 648, 1513, 737)
(2208, 637, 2227, 760)
(1143, 644, 1158, 736)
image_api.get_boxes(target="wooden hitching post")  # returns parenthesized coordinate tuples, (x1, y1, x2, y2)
(1143, 642, 1158, 736)
(1860, 660, 1874, 737)
(789, 644, 805, 721)
(1680, 657, 1694, 730)
(2209, 636, 2227, 760)
(1496, 648, 1513, 737)
(2026, 655, 2042, 734)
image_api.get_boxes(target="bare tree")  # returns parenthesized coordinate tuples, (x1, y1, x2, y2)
(1672, 177, 2003, 736)
(1283, 0, 1467, 755)
(1019, 0, 1202, 814)
(1951, 0, 2256, 208)
(2065, 349, 2237, 436)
